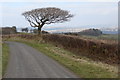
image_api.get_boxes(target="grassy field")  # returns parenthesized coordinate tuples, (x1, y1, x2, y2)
(2, 43, 9, 76)
(0, 42, 2, 78)
(80, 34, 118, 41)
(7, 37, 118, 78)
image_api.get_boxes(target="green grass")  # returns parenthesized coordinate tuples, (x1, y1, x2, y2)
(0, 42, 2, 78)
(81, 34, 118, 41)
(18, 32, 31, 34)
(7, 37, 118, 78)
(2, 43, 9, 76)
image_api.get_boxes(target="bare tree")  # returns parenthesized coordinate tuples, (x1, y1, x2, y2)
(22, 7, 73, 35)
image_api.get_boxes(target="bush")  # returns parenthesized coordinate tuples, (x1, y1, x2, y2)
(43, 34, 118, 65)
(2, 34, 118, 65)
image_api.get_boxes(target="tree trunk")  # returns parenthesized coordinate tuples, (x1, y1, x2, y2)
(38, 27, 42, 36)
(38, 23, 45, 36)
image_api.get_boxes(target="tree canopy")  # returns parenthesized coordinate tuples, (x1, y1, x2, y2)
(22, 7, 73, 35)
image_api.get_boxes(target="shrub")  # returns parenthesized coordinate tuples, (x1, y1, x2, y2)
(43, 34, 118, 65)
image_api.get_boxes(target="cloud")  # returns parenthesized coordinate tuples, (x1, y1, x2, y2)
(1, 2, 117, 29)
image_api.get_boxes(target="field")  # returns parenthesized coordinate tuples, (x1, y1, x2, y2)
(80, 34, 118, 41)
(2, 33, 118, 78)
(0, 40, 2, 78)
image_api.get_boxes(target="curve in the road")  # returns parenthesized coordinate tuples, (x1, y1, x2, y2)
(4, 41, 78, 78)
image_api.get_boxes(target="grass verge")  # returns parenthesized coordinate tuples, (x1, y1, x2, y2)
(7, 37, 118, 78)
(0, 42, 2, 78)
(2, 43, 9, 76)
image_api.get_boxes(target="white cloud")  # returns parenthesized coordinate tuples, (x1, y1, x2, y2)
(1, 2, 117, 29)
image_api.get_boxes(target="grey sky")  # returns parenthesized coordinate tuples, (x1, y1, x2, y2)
(1, 1, 118, 32)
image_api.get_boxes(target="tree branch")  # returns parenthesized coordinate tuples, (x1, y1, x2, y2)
(22, 7, 73, 28)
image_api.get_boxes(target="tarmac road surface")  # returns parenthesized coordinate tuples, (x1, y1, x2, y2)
(4, 41, 78, 78)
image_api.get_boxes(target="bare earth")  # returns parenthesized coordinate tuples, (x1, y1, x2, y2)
(4, 41, 78, 78)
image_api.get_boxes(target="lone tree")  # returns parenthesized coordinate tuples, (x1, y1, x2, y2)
(22, 7, 73, 35)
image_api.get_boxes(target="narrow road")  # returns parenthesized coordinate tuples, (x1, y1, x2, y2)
(4, 41, 78, 78)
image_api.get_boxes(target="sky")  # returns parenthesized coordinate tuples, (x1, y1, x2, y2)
(0, 0, 119, 32)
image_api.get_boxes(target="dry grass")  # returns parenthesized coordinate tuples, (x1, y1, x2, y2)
(5, 37, 118, 78)
(43, 34, 118, 65)
(45, 46, 118, 74)
(2, 34, 119, 65)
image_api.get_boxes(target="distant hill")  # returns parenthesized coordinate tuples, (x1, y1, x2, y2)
(63, 28, 103, 36)
(78, 28, 102, 36)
